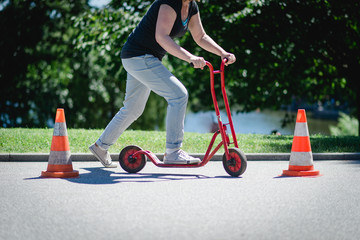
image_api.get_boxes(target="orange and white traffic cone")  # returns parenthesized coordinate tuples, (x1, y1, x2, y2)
(282, 109, 320, 177)
(41, 108, 79, 178)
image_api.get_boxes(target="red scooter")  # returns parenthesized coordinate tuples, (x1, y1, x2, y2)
(119, 59, 247, 177)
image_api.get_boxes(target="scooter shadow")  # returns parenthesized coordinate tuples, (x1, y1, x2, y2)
(64, 167, 213, 185)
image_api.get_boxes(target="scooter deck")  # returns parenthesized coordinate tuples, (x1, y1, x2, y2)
(138, 150, 205, 168)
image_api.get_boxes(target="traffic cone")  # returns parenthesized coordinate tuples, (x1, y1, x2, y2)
(282, 109, 320, 177)
(41, 108, 79, 178)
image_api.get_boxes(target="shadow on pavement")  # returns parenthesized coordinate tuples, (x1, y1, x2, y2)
(67, 168, 214, 184)
(213, 175, 243, 179)
(24, 167, 214, 185)
(273, 174, 323, 179)
(24, 167, 245, 184)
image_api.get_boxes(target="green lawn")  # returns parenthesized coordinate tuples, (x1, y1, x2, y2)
(0, 128, 359, 153)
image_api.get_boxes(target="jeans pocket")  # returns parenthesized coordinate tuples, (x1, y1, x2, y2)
(144, 54, 162, 69)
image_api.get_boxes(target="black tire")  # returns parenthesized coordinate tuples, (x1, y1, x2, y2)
(222, 148, 247, 177)
(119, 145, 147, 173)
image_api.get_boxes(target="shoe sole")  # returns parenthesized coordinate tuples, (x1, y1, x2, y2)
(89, 145, 117, 168)
(163, 159, 201, 165)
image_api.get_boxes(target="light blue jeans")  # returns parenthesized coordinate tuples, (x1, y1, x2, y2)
(96, 54, 188, 150)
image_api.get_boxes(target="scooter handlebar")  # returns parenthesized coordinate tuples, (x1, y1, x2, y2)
(190, 57, 228, 69)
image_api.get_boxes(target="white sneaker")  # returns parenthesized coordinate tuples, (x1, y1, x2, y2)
(89, 143, 117, 168)
(163, 149, 201, 165)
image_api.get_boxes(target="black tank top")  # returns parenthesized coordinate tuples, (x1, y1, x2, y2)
(120, 0, 199, 60)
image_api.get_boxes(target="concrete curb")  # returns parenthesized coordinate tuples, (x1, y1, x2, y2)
(1, 152, 359, 162)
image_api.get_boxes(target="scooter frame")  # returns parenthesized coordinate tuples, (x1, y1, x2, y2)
(119, 59, 247, 176)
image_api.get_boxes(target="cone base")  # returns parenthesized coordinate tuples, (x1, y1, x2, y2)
(282, 169, 320, 177)
(41, 170, 79, 178)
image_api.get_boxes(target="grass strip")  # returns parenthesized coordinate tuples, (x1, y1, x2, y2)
(1, 128, 359, 153)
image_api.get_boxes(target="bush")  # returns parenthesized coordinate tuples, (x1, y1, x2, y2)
(330, 112, 359, 136)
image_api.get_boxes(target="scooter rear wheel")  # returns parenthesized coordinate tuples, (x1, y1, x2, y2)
(223, 148, 247, 177)
(119, 145, 147, 173)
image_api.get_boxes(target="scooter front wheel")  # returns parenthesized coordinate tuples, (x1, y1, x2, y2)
(223, 148, 247, 177)
(119, 145, 147, 173)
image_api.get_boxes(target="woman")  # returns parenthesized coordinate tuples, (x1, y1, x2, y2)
(89, 0, 236, 167)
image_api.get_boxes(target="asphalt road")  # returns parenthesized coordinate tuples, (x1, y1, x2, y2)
(1, 160, 360, 240)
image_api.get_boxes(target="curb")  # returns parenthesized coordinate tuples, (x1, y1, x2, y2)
(1, 153, 360, 162)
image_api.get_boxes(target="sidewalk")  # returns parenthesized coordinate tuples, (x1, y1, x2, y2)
(1, 152, 360, 161)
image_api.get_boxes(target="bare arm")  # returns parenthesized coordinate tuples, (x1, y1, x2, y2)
(155, 4, 205, 68)
(188, 12, 236, 65)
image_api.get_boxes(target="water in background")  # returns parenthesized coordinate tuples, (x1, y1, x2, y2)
(184, 110, 338, 135)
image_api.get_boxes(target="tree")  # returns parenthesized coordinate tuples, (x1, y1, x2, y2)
(0, 0, 166, 129)
(0, 0, 89, 127)
(72, 2, 167, 129)
(234, 0, 360, 135)
(2, 0, 359, 136)
(177, 0, 360, 135)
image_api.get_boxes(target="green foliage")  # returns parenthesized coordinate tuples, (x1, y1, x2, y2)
(1, 0, 359, 135)
(188, 0, 359, 114)
(72, 5, 167, 129)
(0, 0, 166, 129)
(181, 0, 359, 136)
(0, 0, 88, 127)
(330, 112, 359, 136)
